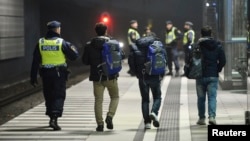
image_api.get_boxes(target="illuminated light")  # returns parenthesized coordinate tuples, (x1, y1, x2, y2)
(102, 17, 109, 23)
(206, 2, 210, 7)
(119, 42, 124, 48)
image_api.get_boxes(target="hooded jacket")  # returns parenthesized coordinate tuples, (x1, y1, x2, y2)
(198, 37, 226, 77)
(82, 36, 118, 81)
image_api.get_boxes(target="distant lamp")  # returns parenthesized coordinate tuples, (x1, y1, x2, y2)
(206, 2, 210, 7)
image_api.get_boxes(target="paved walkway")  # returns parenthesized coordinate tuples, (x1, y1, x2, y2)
(0, 63, 248, 141)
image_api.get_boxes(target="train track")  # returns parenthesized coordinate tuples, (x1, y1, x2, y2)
(0, 68, 90, 108)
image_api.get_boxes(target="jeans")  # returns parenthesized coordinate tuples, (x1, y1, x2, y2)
(93, 79, 119, 125)
(196, 77, 218, 119)
(138, 77, 162, 124)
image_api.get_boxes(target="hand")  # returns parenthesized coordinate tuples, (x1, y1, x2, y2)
(30, 79, 38, 87)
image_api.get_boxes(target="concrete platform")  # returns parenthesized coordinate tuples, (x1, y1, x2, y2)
(0, 63, 248, 141)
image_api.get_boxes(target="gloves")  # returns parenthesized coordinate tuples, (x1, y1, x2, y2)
(30, 79, 38, 87)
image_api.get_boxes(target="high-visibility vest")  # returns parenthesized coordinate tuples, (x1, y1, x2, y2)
(165, 27, 177, 44)
(127, 28, 140, 45)
(183, 29, 195, 45)
(39, 37, 66, 66)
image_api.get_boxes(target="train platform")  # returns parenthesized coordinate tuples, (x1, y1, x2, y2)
(0, 63, 248, 141)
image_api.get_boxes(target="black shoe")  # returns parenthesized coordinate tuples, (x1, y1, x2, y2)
(166, 72, 173, 76)
(105, 116, 113, 129)
(127, 70, 136, 76)
(49, 117, 61, 131)
(96, 125, 104, 132)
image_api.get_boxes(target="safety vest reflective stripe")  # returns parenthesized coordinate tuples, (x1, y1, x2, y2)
(127, 28, 140, 45)
(183, 29, 195, 45)
(39, 38, 66, 66)
(165, 27, 176, 44)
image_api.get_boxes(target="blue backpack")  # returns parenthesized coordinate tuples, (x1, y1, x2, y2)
(144, 40, 167, 75)
(98, 39, 122, 76)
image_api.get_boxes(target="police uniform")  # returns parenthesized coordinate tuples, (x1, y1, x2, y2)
(127, 20, 140, 76)
(30, 21, 79, 130)
(183, 21, 195, 64)
(165, 20, 182, 76)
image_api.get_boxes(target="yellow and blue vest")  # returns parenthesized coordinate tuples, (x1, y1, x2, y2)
(127, 28, 140, 45)
(183, 29, 195, 45)
(165, 27, 177, 44)
(39, 38, 66, 66)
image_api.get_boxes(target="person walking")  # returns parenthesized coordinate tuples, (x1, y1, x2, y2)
(82, 22, 120, 132)
(127, 20, 140, 76)
(165, 20, 182, 76)
(130, 35, 166, 129)
(195, 25, 226, 125)
(30, 20, 79, 130)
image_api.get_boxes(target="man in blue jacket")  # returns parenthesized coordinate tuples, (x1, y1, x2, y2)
(195, 25, 226, 125)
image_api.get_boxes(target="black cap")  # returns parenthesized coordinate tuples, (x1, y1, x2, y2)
(185, 21, 193, 26)
(166, 20, 172, 24)
(47, 21, 61, 29)
(130, 20, 137, 24)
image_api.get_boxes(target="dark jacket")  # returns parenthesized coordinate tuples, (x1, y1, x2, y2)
(199, 37, 226, 77)
(82, 36, 118, 81)
(30, 30, 79, 81)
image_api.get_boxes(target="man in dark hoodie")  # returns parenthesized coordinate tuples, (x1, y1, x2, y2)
(30, 21, 79, 130)
(130, 35, 166, 129)
(82, 22, 120, 132)
(195, 25, 226, 125)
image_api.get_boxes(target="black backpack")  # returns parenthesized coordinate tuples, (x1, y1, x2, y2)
(184, 43, 203, 79)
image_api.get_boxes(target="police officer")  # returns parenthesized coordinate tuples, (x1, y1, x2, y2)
(165, 20, 182, 76)
(182, 21, 195, 64)
(30, 21, 79, 130)
(182, 21, 195, 76)
(127, 20, 140, 76)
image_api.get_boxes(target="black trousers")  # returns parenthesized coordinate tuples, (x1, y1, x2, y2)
(166, 47, 180, 72)
(41, 67, 68, 117)
(183, 45, 191, 64)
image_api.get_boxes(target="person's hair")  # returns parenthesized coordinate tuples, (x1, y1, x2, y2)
(95, 22, 107, 36)
(201, 25, 212, 37)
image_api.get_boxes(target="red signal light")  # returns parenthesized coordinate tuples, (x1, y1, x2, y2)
(102, 16, 109, 23)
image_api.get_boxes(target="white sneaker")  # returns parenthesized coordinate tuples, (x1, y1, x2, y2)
(149, 112, 160, 127)
(208, 117, 216, 125)
(145, 123, 151, 129)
